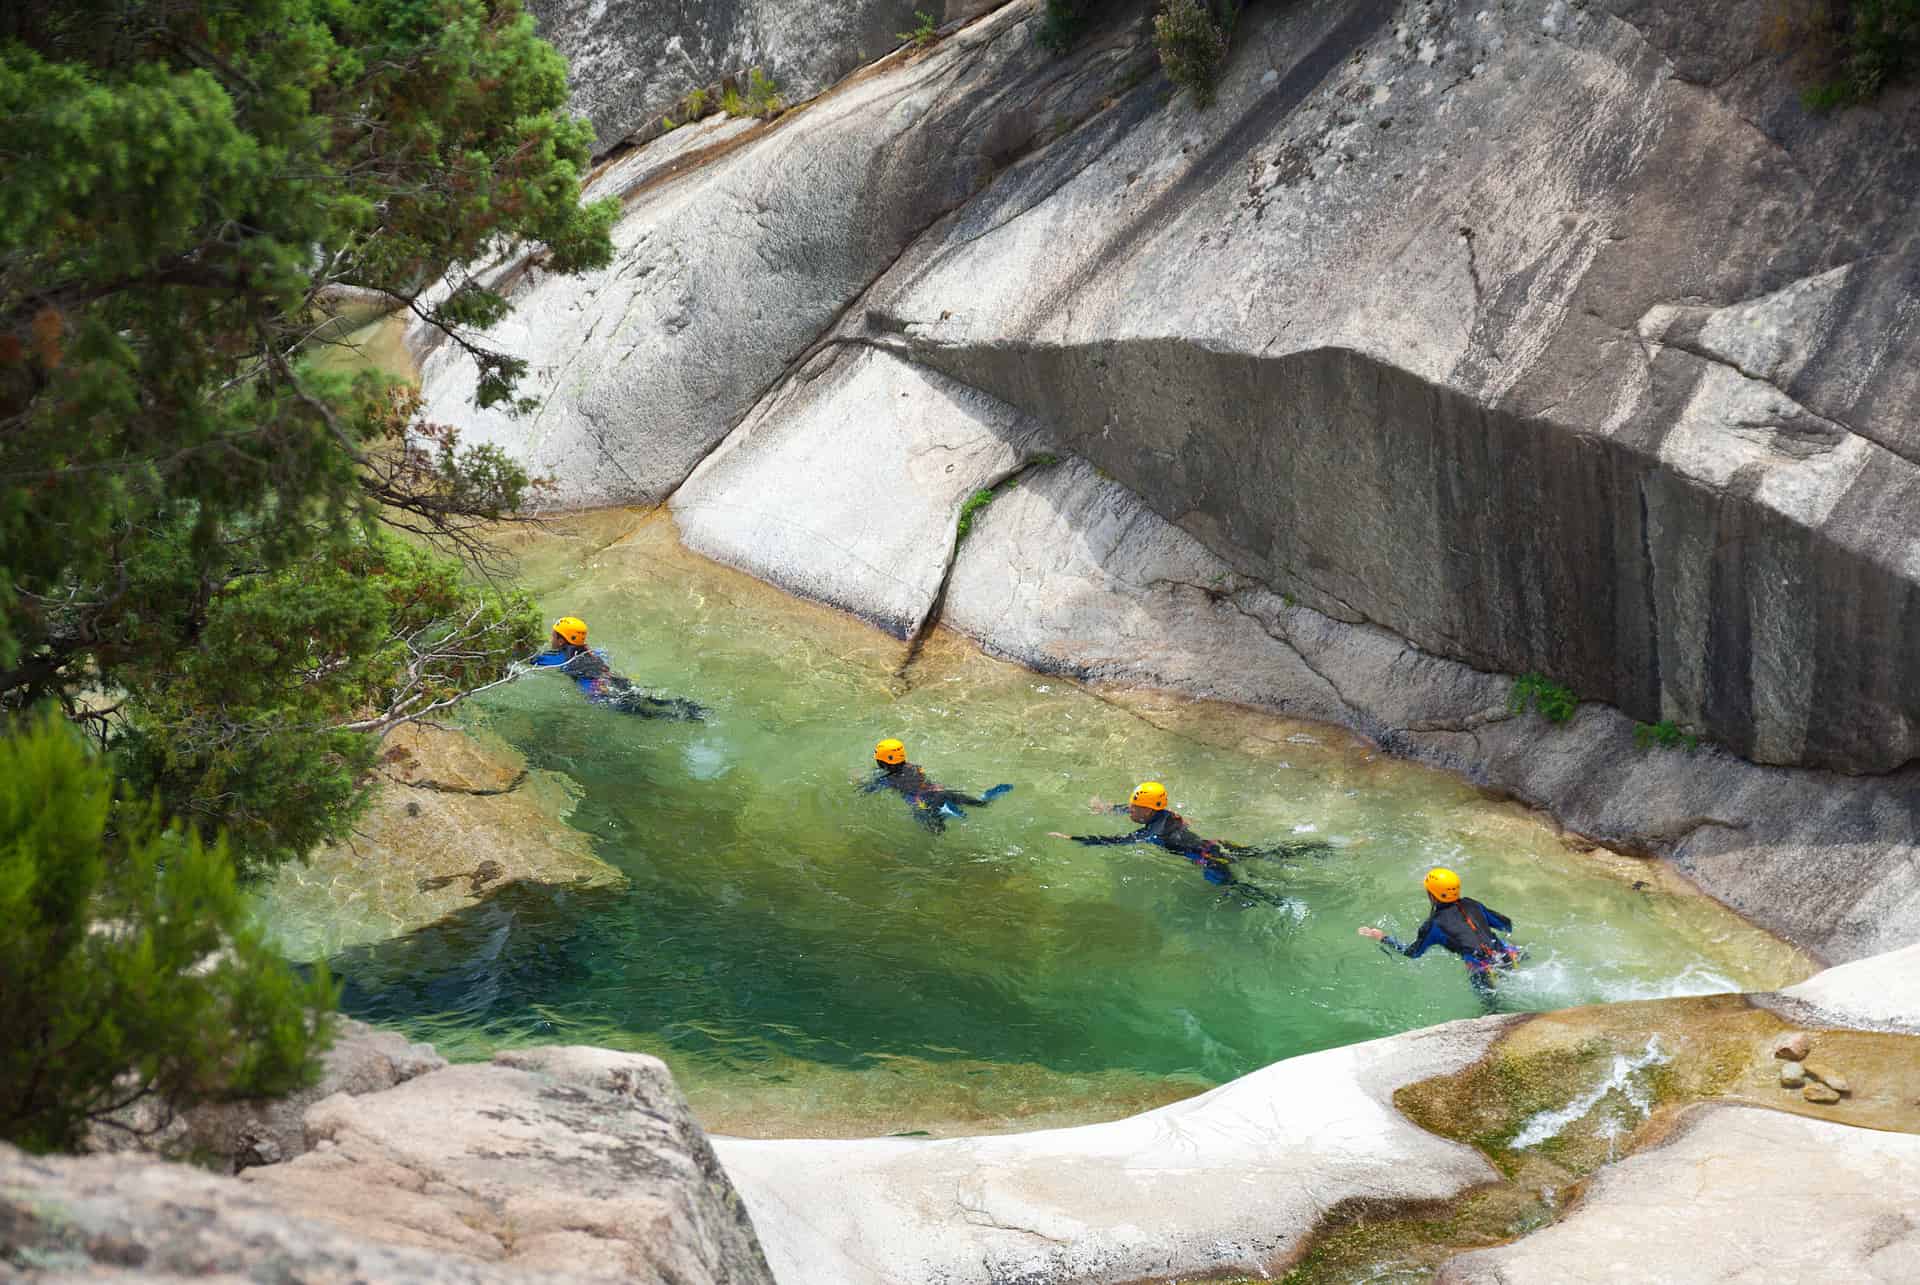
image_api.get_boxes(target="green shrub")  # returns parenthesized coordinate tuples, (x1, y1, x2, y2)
(0, 712, 337, 1153)
(899, 10, 939, 48)
(1155, 0, 1233, 107)
(111, 531, 542, 878)
(1633, 720, 1702, 752)
(720, 85, 747, 116)
(685, 86, 710, 117)
(1771, 0, 1920, 108)
(1037, 0, 1106, 53)
(1509, 673, 1577, 724)
(746, 67, 784, 117)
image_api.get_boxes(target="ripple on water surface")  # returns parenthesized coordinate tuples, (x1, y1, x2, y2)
(257, 512, 1813, 1137)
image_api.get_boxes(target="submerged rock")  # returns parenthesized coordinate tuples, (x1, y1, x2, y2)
(1778, 1060, 1805, 1088)
(1800, 1061, 1850, 1095)
(1801, 1082, 1842, 1105)
(1773, 1031, 1812, 1061)
(254, 723, 625, 959)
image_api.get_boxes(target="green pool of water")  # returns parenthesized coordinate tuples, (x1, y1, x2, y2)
(259, 511, 1810, 1136)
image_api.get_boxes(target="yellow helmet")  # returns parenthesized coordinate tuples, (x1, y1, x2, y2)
(552, 616, 588, 646)
(1424, 867, 1462, 903)
(1130, 781, 1169, 811)
(875, 738, 907, 766)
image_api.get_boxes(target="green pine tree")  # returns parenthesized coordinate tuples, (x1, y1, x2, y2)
(1, 0, 609, 868)
(0, 710, 337, 1153)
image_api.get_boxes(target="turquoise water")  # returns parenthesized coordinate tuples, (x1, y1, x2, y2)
(268, 511, 1808, 1136)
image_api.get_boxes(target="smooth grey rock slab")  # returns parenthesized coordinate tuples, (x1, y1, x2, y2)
(674, 345, 1042, 638)
(1437, 1105, 1920, 1283)
(717, 1015, 1512, 1285)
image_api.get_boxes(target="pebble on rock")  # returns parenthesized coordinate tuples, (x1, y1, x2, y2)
(1779, 1061, 1806, 1088)
(1801, 1061, 1849, 1094)
(1773, 1032, 1812, 1061)
(1803, 1082, 1842, 1104)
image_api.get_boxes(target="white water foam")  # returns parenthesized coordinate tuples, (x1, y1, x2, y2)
(1509, 1035, 1671, 1150)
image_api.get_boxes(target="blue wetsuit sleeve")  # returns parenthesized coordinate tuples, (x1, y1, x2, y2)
(1070, 828, 1150, 846)
(858, 771, 890, 794)
(1484, 905, 1513, 934)
(1389, 919, 1445, 959)
(531, 650, 568, 667)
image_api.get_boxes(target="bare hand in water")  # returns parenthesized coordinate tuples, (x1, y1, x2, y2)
(1047, 831, 1070, 839)
(1357, 926, 1386, 941)
(1086, 795, 1108, 813)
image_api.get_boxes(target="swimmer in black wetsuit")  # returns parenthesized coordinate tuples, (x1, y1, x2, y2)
(861, 738, 1012, 833)
(1049, 782, 1306, 907)
(1359, 866, 1523, 1009)
(530, 616, 706, 720)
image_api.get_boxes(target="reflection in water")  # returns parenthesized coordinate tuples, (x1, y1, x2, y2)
(271, 513, 1812, 1136)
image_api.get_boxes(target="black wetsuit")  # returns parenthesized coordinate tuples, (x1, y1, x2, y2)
(1069, 808, 1293, 906)
(861, 761, 1006, 833)
(1378, 897, 1521, 1007)
(532, 645, 706, 720)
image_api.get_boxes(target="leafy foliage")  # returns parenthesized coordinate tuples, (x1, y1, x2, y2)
(1154, 0, 1234, 107)
(1, 0, 606, 871)
(899, 10, 939, 49)
(0, 711, 337, 1153)
(112, 532, 541, 876)
(746, 67, 784, 117)
(1766, 0, 1920, 107)
(1036, 0, 1110, 53)
(1633, 719, 1701, 752)
(1509, 673, 1577, 724)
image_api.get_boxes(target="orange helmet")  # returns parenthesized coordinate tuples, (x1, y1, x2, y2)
(552, 616, 588, 646)
(875, 738, 907, 766)
(1424, 867, 1462, 903)
(1130, 781, 1170, 811)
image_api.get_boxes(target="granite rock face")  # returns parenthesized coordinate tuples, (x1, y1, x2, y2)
(448, 0, 1920, 770)
(242, 1047, 773, 1283)
(422, 0, 1920, 944)
(673, 345, 1045, 638)
(87, 1019, 444, 1175)
(420, 2, 1150, 509)
(943, 455, 1920, 965)
(4, 1048, 774, 1284)
(528, 0, 1007, 155)
(870, 0, 1920, 773)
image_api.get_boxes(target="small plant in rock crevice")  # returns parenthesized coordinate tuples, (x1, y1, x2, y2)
(954, 456, 1060, 545)
(1155, 0, 1235, 107)
(1767, 0, 1920, 109)
(1634, 719, 1702, 752)
(1509, 672, 1577, 724)
(898, 10, 939, 49)
(1036, 0, 1108, 53)
(745, 67, 784, 118)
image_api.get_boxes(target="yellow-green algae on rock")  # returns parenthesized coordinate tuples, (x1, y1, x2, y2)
(1276, 995, 1920, 1283)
